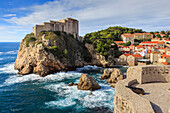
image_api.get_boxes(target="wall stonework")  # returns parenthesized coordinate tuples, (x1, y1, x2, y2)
(127, 65, 170, 83)
(33, 18, 79, 39)
(114, 79, 155, 113)
(114, 65, 170, 113)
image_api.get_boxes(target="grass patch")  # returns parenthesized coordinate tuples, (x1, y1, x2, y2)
(49, 46, 62, 58)
(24, 33, 37, 47)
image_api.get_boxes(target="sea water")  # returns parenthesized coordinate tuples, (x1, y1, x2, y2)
(0, 42, 128, 113)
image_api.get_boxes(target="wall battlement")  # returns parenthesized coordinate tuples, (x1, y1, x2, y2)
(33, 17, 79, 39)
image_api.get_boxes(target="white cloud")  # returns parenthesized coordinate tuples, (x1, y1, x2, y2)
(3, 14, 16, 17)
(3, 0, 170, 37)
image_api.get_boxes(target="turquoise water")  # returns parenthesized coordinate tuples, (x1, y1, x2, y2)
(0, 42, 128, 113)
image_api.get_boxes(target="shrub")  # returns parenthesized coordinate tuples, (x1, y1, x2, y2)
(54, 31, 61, 36)
(25, 35, 37, 47)
(64, 49, 68, 56)
(49, 46, 62, 58)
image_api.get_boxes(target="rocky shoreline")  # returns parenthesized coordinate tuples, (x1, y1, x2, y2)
(14, 31, 118, 77)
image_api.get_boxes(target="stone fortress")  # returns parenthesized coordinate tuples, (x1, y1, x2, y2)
(33, 17, 79, 39)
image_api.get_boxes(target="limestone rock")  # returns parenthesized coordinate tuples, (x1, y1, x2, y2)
(107, 69, 124, 83)
(101, 68, 114, 79)
(110, 83, 116, 88)
(68, 82, 78, 86)
(77, 74, 101, 91)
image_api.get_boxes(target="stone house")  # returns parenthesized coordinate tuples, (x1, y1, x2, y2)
(140, 41, 165, 48)
(151, 37, 160, 41)
(150, 51, 161, 63)
(119, 54, 131, 65)
(166, 49, 170, 55)
(134, 33, 153, 40)
(33, 17, 79, 39)
(129, 44, 135, 51)
(158, 54, 170, 64)
(127, 54, 143, 66)
(121, 34, 134, 44)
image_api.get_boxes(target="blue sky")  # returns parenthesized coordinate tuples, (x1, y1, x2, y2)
(0, 0, 170, 42)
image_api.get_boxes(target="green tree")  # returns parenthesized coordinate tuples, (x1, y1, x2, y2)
(160, 31, 165, 34)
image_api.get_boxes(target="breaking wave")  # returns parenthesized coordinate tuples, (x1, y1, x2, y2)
(0, 50, 18, 55)
(44, 83, 114, 110)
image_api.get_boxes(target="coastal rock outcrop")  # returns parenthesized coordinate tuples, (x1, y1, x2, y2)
(107, 69, 124, 83)
(77, 74, 101, 91)
(101, 68, 114, 79)
(14, 32, 92, 76)
(15, 30, 120, 76)
(101, 68, 124, 85)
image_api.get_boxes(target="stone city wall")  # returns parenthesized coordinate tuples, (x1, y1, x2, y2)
(127, 65, 170, 84)
(114, 79, 154, 113)
(114, 65, 170, 113)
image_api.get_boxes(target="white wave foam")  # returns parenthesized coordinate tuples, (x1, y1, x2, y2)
(1, 72, 81, 87)
(0, 57, 15, 61)
(44, 83, 114, 110)
(0, 50, 18, 55)
(45, 98, 76, 108)
(0, 63, 18, 74)
(76, 65, 103, 72)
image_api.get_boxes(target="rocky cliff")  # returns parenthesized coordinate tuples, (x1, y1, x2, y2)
(15, 31, 117, 76)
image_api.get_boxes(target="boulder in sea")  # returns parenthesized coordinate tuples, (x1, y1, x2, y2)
(68, 82, 78, 86)
(77, 74, 101, 91)
(110, 83, 116, 88)
(101, 68, 114, 79)
(107, 68, 123, 83)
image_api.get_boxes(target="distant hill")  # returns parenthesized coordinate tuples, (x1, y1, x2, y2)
(83, 26, 144, 57)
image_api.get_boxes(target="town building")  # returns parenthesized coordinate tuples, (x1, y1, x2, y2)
(119, 54, 131, 65)
(151, 37, 160, 41)
(121, 34, 134, 44)
(133, 33, 153, 40)
(150, 51, 161, 63)
(140, 41, 165, 48)
(158, 54, 170, 64)
(33, 17, 79, 39)
(127, 54, 143, 66)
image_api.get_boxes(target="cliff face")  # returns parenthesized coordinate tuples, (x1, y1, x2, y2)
(15, 31, 91, 76)
(15, 31, 116, 76)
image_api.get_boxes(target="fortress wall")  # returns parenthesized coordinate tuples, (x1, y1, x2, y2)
(33, 18, 79, 39)
(127, 65, 170, 84)
(114, 79, 155, 113)
(114, 65, 170, 113)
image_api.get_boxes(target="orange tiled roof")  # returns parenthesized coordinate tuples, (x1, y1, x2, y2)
(130, 44, 135, 46)
(141, 41, 164, 44)
(144, 33, 152, 35)
(114, 41, 124, 44)
(161, 54, 170, 59)
(162, 62, 168, 65)
(132, 54, 142, 57)
(124, 54, 131, 56)
(141, 41, 159, 44)
(134, 33, 143, 35)
(136, 45, 143, 48)
(123, 34, 134, 37)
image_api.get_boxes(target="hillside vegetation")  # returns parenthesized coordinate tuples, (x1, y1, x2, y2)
(83, 26, 144, 58)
